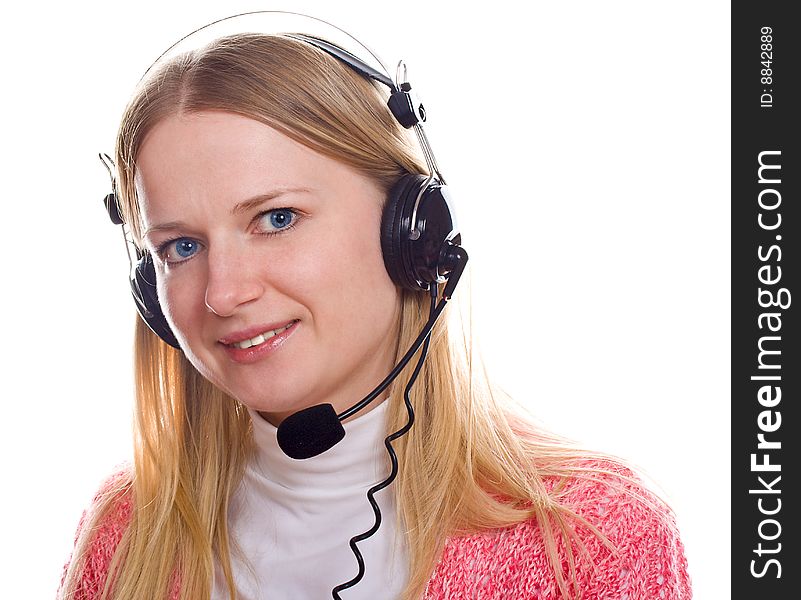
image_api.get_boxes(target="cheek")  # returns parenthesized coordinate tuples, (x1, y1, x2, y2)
(291, 224, 398, 325)
(313, 225, 392, 292)
(156, 268, 206, 340)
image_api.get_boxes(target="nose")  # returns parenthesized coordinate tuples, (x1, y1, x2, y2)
(204, 244, 265, 317)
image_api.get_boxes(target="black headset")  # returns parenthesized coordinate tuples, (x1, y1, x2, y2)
(102, 32, 467, 350)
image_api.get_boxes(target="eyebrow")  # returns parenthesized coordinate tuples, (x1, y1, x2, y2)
(143, 187, 312, 238)
(231, 187, 312, 215)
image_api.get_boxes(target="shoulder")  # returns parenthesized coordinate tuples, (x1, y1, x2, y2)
(425, 459, 692, 600)
(58, 466, 134, 599)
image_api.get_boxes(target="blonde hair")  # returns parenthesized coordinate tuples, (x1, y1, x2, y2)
(62, 34, 612, 600)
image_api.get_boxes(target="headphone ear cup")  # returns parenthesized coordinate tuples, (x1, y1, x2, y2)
(381, 174, 461, 293)
(381, 174, 428, 292)
(131, 252, 181, 349)
(104, 192, 124, 225)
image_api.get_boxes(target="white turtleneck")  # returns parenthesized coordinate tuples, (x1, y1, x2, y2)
(212, 400, 409, 599)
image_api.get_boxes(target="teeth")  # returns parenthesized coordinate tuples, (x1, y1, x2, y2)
(231, 323, 292, 349)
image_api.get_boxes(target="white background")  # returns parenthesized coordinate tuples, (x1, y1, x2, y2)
(0, 1, 729, 598)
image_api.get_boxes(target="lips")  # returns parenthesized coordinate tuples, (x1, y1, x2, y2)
(217, 320, 300, 364)
(219, 320, 299, 348)
(227, 322, 296, 349)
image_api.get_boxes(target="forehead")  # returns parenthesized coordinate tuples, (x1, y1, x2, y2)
(133, 110, 384, 228)
(135, 112, 316, 200)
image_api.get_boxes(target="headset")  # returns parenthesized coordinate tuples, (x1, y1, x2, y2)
(100, 13, 468, 598)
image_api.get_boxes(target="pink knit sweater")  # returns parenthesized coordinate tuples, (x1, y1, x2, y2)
(60, 462, 691, 599)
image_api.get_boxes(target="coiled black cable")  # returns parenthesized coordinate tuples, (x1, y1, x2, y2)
(331, 285, 438, 598)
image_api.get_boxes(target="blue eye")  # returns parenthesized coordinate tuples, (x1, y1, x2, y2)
(161, 238, 200, 263)
(259, 208, 296, 233)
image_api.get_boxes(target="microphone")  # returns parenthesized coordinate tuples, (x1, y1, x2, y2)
(276, 404, 346, 459)
(276, 245, 466, 459)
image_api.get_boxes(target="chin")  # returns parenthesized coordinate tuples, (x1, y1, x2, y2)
(226, 376, 318, 415)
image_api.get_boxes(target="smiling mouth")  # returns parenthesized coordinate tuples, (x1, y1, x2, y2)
(227, 321, 298, 349)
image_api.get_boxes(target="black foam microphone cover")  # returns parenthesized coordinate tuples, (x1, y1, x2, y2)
(276, 403, 346, 459)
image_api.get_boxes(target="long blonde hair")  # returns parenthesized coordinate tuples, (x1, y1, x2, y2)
(62, 34, 609, 600)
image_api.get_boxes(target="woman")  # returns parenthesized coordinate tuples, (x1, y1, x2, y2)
(59, 26, 691, 600)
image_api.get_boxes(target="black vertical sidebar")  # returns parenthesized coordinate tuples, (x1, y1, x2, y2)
(732, 2, 799, 599)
